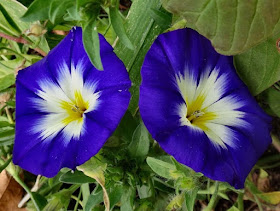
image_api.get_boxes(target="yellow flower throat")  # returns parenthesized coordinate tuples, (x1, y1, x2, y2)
(60, 91, 89, 125)
(185, 94, 216, 130)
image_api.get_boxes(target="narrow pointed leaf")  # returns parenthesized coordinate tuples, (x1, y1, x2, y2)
(184, 188, 199, 211)
(109, 6, 134, 50)
(128, 122, 150, 160)
(0, 0, 29, 35)
(48, 0, 74, 24)
(31, 192, 48, 211)
(114, 0, 164, 112)
(0, 3, 21, 34)
(82, 20, 103, 70)
(146, 157, 176, 179)
(0, 157, 12, 173)
(21, 0, 53, 21)
(59, 170, 96, 184)
(150, 8, 172, 29)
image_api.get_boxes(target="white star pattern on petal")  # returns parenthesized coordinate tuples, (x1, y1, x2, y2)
(31, 60, 100, 141)
(176, 67, 248, 149)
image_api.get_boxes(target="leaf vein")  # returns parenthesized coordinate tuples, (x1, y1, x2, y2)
(256, 40, 268, 93)
(194, 0, 213, 25)
(243, 0, 259, 50)
(228, 0, 238, 52)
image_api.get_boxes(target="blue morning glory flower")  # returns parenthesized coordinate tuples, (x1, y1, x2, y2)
(139, 28, 272, 189)
(13, 27, 131, 177)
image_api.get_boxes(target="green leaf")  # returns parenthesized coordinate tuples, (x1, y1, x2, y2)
(48, 0, 74, 24)
(150, 8, 172, 29)
(85, 190, 103, 211)
(0, 3, 21, 35)
(0, 0, 29, 36)
(162, 0, 280, 55)
(137, 182, 154, 199)
(0, 156, 12, 173)
(227, 206, 239, 211)
(120, 186, 135, 211)
(43, 186, 78, 211)
(0, 73, 14, 92)
(0, 126, 15, 146)
(128, 122, 150, 160)
(59, 170, 96, 184)
(79, 1, 100, 22)
(0, 116, 12, 127)
(77, 0, 100, 10)
(77, 157, 109, 211)
(153, 178, 174, 193)
(234, 34, 280, 95)
(114, 0, 165, 113)
(32, 192, 48, 211)
(256, 191, 280, 205)
(109, 184, 123, 210)
(146, 157, 176, 179)
(184, 188, 198, 211)
(5, 100, 15, 108)
(170, 157, 196, 177)
(64, 5, 82, 21)
(82, 19, 103, 70)
(262, 88, 280, 117)
(166, 194, 184, 211)
(81, 183, 90, 207)
(21, 0, 53, 21)
(246, 180, 280, 205)
(77, 156, 107, 186)
(0, 127, 14, 139)
(109, 6, 134, 50)
(0, 134, 14, 146)
(0, 58, 24, 91)
(110, 111, 138, 145)
(0, 0, 50, 53)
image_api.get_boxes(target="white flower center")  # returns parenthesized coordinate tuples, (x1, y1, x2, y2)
(30, 61, 100, 141)
(176, 68, 248, 149)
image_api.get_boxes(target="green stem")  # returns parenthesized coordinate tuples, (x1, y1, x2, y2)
(237, 192, 244, 211)
(5, 107, 14, 124)
(0, 31, 47, 56)
(261, 162, 280, 169)
(71, 195, 83, 207)
(203, 181, 219, 211)
(69, 184, 80, 193)
(13, 174, 40, 211)
(0, 156, 12, 172)
(207, 179, 211, 202)
(254, 195, 263, 211)
(103, 22, 112, 36)
(73, 188, 82, 211)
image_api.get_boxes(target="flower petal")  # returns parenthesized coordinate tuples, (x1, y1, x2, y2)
(85, 89, 131, 131)
(13, 27, 131, 177)
(139, 28, 272, 188)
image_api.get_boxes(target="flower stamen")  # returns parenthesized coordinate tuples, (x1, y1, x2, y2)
(71, 105, 86, 115)
(187, 110, 205, 122)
